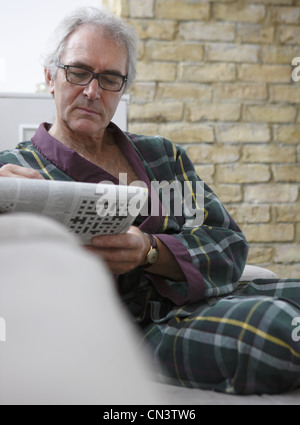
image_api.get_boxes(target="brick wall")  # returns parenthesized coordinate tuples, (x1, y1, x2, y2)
(103, 0, 300, 278)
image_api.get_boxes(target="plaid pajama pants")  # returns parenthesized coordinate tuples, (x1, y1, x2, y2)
(142, 278, 300, 395)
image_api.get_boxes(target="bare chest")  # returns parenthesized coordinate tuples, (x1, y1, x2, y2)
(93, 145, 140, 185)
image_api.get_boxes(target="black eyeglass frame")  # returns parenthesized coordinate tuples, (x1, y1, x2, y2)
(55, 61, 128, 92)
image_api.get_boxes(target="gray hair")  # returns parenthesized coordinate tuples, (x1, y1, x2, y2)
(43, 6, 138, 89)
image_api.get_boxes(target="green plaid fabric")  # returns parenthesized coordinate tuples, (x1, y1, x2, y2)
(142, 279, 300, 395)
(0, 142, 73, 181)
(1, 133, 299, 395)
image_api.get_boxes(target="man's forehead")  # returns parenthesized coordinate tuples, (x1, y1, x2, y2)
(61, 25, 128, 71)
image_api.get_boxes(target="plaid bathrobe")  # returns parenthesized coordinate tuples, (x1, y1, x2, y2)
(0, 122, 299, 395)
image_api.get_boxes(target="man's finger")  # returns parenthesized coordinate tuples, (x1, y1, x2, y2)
(0, 164, 44, 179)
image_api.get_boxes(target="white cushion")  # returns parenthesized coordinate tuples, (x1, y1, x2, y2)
(0, 212, 78, 245)
(240, 265, 278, 281)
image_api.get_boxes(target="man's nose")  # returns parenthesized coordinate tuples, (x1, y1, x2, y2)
(83, 78, 101, 100)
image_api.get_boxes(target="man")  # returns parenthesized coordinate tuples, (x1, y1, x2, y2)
(0, 7, 299, 395)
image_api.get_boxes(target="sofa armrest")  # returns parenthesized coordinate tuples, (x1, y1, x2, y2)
(240, 265, 278, 281)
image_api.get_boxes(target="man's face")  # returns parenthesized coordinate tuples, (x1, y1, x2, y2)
(46, 25, 128, 141)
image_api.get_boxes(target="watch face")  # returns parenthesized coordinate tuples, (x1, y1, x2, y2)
(147, 248, 158, 264)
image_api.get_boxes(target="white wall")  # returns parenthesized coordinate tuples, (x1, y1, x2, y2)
(0, 0, 102, 94)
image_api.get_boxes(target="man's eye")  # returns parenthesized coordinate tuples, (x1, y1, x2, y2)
(101, 76, 119, 85)
(70, 70, 89, 78)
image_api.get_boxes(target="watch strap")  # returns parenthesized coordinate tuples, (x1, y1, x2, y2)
(142, 233, 158, 268)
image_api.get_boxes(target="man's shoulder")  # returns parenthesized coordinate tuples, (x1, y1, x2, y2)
(0, 140, 34, 154)
(0, 141, 39, 166)
(0, 141, 34, 152)
(125, 131, 182, 158)
(126, 131, 171, 145)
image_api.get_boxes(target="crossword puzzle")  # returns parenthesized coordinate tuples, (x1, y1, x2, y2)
(0, 178, 148, 244)
(68, 198, 129, 236)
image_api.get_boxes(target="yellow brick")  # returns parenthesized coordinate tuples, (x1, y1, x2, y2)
(243, 104, 296, 123)
(194, 165, 215, 184)
(271, 264, 300, 279)
(275, 204, 300, 222)
(243, 145, 296, 163)
(275, 125, 300, 144)
(270, 6, 300, 24)
(155, 0, 210, 21)
(273, 165, 300, 182)
(237, 24, 275, 44)
(251, 0, 292, 5)
(205, 43, 259, 63)
(270, 85, 300, 103)
(279, 25, 300, 44)
(244, 184, 298, 203)
(129, 0, 155, 18)
(238, 64, 291, 82)
(217, 123, 270, 143)
(187, 103, 240, 122)
(226, 205, 271, 223)
(247, 245, 274, 264)
(180, 63, 236, 83)
(214, 4, 265, 23)
(214, 83, 267, 101)
(261, 45, 300, 64)
(145, 41, 203, 62)
(136, 62, 177, 82)
(129, 102, 183, 122)
(187, 145, 240, 164)
(213, 184, 242, 203)
(128, 19, 177, 41)
(180, 22, 235, 42)
(128, 122, 160, 136)
(129, 82, 156, 101)
(160, 123, 214, 143)
(242, 224, 294, 242)
(158, 83, 212, 101)
(102, 0, 130, 17)
(217, 164, 270, 183)
(274, 244, 300, 263)
(137, 41, 145, 61)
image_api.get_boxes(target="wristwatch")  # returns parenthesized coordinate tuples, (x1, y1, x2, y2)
(142, 233, 159, 268)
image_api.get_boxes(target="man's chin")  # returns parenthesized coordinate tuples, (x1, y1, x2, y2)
(71, 119, 107, 138)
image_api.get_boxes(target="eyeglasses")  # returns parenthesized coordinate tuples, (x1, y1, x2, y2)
(56, 61, 128, 92)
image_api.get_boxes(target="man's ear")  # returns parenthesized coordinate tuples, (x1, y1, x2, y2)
(44, 68, 55, 95)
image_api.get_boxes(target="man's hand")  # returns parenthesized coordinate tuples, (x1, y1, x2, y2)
(0, 164, 44, 179)
(86, 226, 186, 281)
(86, 226, 150, 275)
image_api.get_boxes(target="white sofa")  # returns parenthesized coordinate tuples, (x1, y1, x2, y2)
(0, 213, 161, 405)
(0, 213, 299, 405)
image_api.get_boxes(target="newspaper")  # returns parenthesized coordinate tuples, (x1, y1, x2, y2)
(0, 177, 148, 244)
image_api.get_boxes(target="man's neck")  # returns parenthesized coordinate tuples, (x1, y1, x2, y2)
(48, 122, 113, 161)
